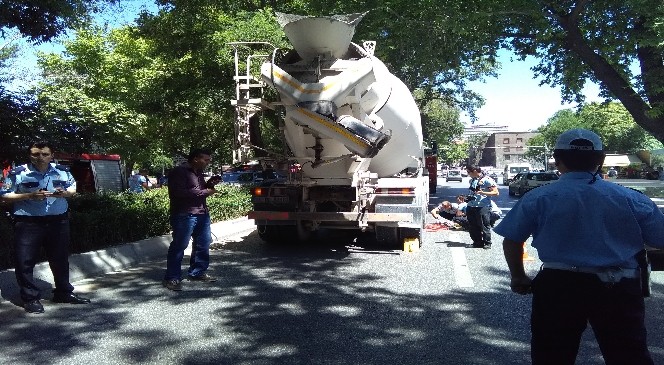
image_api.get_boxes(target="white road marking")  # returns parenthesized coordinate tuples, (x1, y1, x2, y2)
(450, 246, 474, 288)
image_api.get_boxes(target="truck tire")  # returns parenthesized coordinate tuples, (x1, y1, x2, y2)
(257, 225, 282, 243)
(375, 226, 399, 248)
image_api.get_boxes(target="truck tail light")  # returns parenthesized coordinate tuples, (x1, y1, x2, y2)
(375, 187, 415, 196)
(251, 187, 286, 197)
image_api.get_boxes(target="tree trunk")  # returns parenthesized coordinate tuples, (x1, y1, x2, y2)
(551, 4, 664, 143)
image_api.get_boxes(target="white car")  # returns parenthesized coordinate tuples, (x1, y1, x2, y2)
(508, 171, 559, 196)
(446, 169, 463, 182)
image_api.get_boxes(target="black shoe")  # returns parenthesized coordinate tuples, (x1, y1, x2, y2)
(483, 244, 492, 250)
(162, 279, 183, 291)
(187, 273, 217, 282)
(24, 300, 44, 314)
(52, 293, 91, 304)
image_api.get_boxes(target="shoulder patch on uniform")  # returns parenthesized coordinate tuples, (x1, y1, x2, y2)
(8, 166, 26, 175)
(54, 164, 70, 172)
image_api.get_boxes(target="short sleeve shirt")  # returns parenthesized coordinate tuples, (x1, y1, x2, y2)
(129, 174, 147, 192)
(1, 163, 76, 216)
(494, 172, 664, 267)
(466, 176, 497, 208)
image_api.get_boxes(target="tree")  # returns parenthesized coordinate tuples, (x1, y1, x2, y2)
(417, 89, 465, 159)
(579, 102, 663, 153)
(288, 1, 664, 142)
(134, 6, 290, 162)
(0, 90, 42, 163)
(527, 102, 663, 161)
(439, 141, 468, 167)
(138, 1, 496, 159)
(36, 26, 159, 166)
(0, 0, 120, 163)
(466, 133, 490, 166)
(0, 0, 118, 42)
(506, 1, 664, 143)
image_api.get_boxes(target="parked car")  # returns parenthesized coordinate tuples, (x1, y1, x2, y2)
(503, 162, 532, 186)
(508, 171, 559, 197)
(446, 169, 463, 182)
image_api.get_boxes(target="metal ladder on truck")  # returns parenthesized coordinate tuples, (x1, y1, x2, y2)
(228, 42, 279, 165)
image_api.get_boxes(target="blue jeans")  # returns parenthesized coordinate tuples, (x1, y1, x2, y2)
(164, 213, 212, 281)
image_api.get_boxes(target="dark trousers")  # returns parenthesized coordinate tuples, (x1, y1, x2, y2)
(453, 216, 469, 229)
(13, 217, 74, 302)
(531, 269, 653, 365)
(466, 206, 492, 247)
(440, 211, 456, 220)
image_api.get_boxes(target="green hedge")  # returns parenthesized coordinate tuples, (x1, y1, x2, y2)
(0, 185, 252, 270)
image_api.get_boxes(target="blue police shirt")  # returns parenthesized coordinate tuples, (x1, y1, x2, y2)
(494, 172, 664, 268)
(0, 163, 76, 216)
(466, 176, 497, 208)
(128, 173, 147, 193)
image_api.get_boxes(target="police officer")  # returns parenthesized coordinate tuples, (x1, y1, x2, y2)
(0, 141, 91, 314)
(465, 165, 499, 249)
(494, 129, 664, 365)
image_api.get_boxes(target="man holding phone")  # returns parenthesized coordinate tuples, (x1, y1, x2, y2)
(162, 148, 221, 291)
(0, 141, 90, 314)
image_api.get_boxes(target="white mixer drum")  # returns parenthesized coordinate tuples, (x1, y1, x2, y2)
(366, 58, 423, 176)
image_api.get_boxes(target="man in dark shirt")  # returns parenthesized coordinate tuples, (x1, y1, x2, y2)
(162, 148, 221, 291)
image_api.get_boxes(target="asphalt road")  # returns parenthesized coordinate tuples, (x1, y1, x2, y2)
(0, 178, 662, 365)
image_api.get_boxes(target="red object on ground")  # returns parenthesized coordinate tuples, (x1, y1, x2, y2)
(424, 223, 450, 232)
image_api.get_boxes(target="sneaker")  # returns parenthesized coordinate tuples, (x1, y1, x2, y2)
(24, 300, 44, 314)
(483, 244, 492, 250)
(162, 279, 182, 291)
(187, 273, 217, 282)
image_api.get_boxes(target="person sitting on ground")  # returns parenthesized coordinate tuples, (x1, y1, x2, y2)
(430, 200, 459, 221)
(431, 196, 469, 229)
(453, 195, 470, 229)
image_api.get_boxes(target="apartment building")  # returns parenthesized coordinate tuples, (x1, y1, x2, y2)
(479, 132, 539, 168)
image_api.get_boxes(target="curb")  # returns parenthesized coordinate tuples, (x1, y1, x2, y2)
(0, 217, 256, 302)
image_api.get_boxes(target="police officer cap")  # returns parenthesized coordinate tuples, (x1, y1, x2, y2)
(554, 128, 603, 151)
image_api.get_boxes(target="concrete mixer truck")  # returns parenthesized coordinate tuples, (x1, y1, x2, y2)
(229, 12, 430, 249)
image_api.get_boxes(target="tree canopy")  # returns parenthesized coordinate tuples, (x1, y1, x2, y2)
(0, 0, 118, 42)
(526, 102, 663, 162)
(289, 0, 664, 141)
(3, 0, 664, 170)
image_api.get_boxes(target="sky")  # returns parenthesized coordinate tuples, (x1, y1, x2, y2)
(460, 50, 603, 132)
(5, 2, 603, 133)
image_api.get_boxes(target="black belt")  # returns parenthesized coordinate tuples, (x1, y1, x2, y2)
(541, 262, 640, 283)
(13, 213, 69, 222)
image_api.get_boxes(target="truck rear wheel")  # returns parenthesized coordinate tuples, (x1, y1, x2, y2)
(257, 225, 282, 243)
(257, 223, 312, 244)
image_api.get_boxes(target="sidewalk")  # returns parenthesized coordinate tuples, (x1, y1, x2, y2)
(0, 217, 256, 303)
